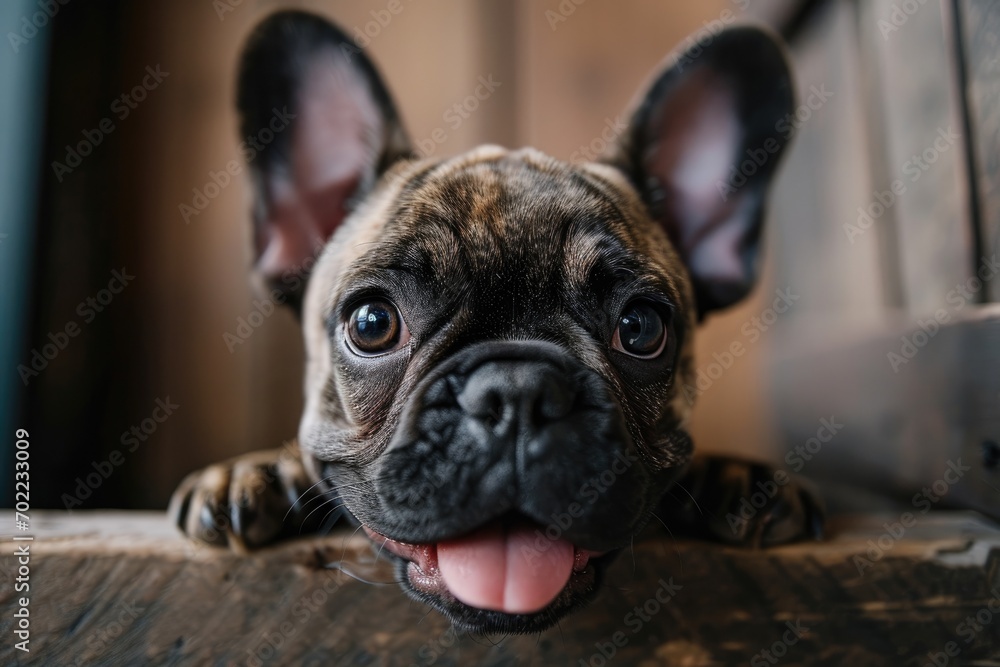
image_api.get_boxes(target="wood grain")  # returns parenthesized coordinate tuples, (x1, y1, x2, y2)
(1, 511, 998, 666)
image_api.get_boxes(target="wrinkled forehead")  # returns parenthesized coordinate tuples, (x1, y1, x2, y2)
(341, 150, 689, 311)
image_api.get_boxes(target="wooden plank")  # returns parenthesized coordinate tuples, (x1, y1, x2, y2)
(957, 0, 1000, 302)
(1, 511, 999, 665)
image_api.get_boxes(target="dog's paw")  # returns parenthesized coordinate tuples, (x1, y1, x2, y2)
(662, 456, 825, 548)
(168, 447, 324, 552)
(722, 463, 825, 547)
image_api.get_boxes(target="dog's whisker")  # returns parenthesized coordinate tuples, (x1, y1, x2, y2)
(283, 475, 337, 522)
(468, 631, 504, 648)
(324, 560, 402, 586)
(673, 481, 704, 517)
(317, 503, 361, 533)
(292, 476, 394, 529)
(417, 606, 434, 627)
(630, 534, 636, 575)
(648, 511, 686, 574)
(339, 523, 367, 569)
(286, 486, 341, 519)
(318, 506, 351, 536)
(979, 478, 1000, 496)
(375, 535, 389, 564)
(299, 499, 347, 531)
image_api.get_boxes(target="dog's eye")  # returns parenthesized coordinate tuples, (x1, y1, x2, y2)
(612, 301, 667, 358)
(346, 301, 405, 355)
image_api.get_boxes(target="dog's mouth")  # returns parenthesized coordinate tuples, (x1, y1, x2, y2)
(362, 516, 610, 626)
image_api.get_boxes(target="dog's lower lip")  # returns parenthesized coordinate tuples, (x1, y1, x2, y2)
(361, 523, 607, 606)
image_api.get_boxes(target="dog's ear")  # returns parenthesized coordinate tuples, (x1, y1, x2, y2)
(604, 26, 794, 319)
(237, 11, 411, 313)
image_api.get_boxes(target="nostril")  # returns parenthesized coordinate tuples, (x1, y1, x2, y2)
(482, 411, 502, 430)
(480, 393, 506, 430)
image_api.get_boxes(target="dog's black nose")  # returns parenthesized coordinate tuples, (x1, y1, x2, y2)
(457, 361, 575, 436)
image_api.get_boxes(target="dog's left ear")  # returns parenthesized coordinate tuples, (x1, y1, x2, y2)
(604, 26, 794, 318)
(236, 11, 412, 313)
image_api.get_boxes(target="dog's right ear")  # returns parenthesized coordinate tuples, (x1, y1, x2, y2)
(236, 11, 412, 313)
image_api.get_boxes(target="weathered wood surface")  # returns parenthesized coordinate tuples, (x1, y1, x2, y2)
(1, 511, 999, 666)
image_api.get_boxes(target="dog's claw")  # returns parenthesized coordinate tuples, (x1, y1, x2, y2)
(168, 445, 326, 551)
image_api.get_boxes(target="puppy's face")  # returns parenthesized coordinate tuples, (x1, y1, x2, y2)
(238, 12, 794, 633)
(299, 149, 694, 630)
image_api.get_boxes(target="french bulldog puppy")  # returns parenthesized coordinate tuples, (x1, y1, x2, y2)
(170, 11, 823, 634)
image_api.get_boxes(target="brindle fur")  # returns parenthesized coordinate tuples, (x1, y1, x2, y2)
(169, 10, 823, 633)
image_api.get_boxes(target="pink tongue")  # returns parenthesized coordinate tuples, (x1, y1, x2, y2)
(437, 523, 574, 614)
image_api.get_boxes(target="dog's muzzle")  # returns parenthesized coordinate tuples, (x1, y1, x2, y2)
(347, 341, 657, 617)
(370, 341, 653, 547)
